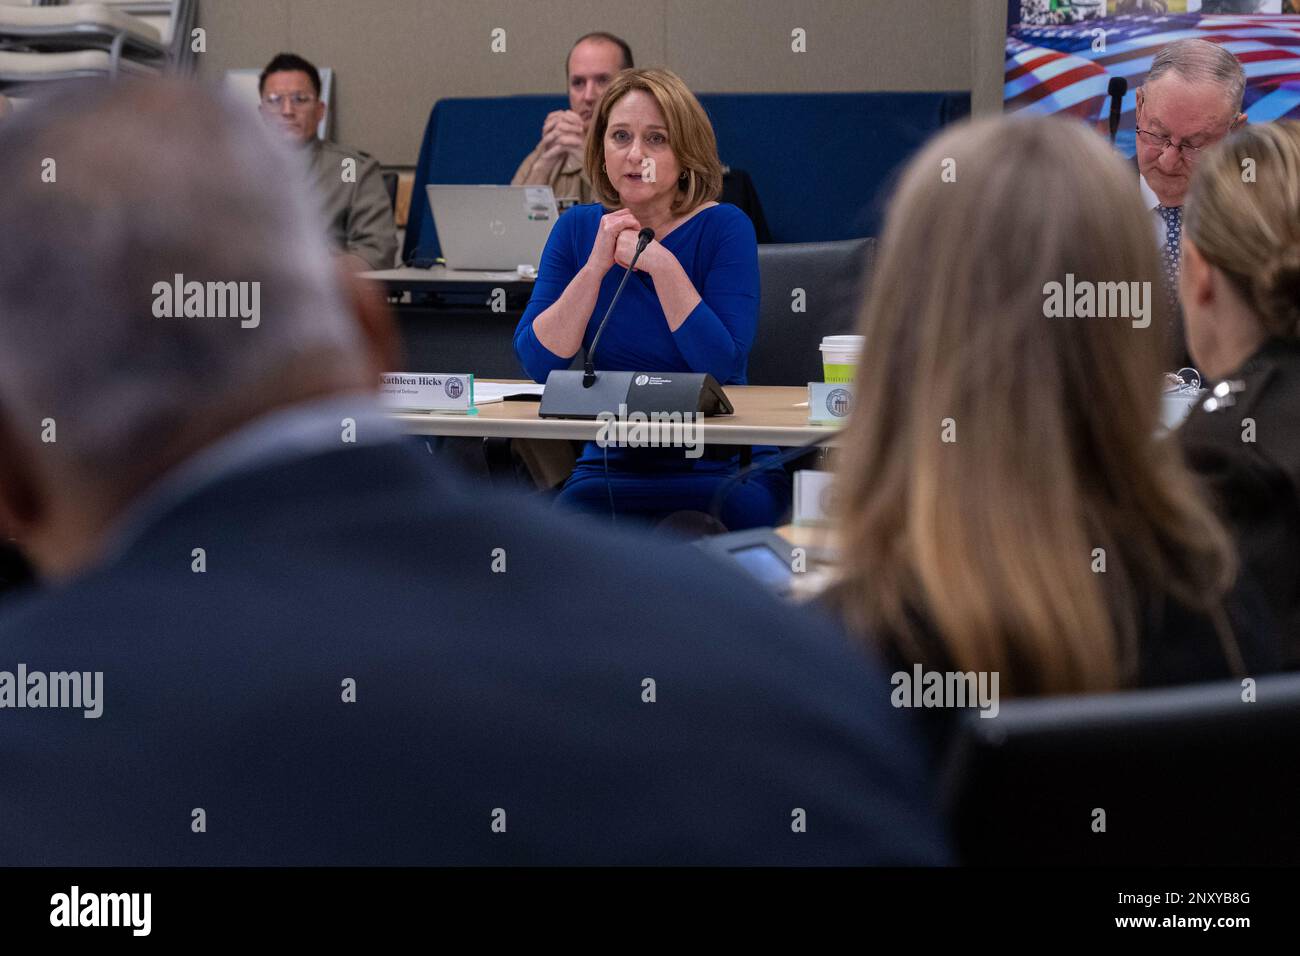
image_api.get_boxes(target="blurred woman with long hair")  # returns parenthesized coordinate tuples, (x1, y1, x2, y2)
(824, 115, 1279, 698)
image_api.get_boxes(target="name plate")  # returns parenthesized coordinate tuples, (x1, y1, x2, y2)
(808, 382, 855, 425)
(379, 373, 476, 413)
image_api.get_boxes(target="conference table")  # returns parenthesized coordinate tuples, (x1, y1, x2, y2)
(363, 265, 536, 297)
(389, 380, 840, 448)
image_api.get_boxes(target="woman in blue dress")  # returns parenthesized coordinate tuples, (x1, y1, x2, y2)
(514, 68, 788, 529)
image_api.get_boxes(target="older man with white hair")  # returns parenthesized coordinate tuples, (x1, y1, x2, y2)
(0, 80, 944, 866)
(1135, 39, 1247, 298)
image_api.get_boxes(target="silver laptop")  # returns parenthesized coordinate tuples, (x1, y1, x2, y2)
(426, 184, 558, 271)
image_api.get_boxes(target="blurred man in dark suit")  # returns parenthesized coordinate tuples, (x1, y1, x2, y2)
(0, 79, 946, 865)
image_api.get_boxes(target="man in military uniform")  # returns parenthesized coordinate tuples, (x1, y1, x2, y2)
(259, 53, 397, 272)
(510, 32, 633, 207)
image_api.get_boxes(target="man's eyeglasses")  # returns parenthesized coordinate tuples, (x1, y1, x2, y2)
(1135, 127, 1215, 160)
(260, 93, 316, 109)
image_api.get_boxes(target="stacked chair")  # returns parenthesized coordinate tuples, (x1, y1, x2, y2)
(0, 0, 196, 95)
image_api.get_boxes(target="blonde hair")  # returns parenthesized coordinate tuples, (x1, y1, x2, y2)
(584, 68, 722, 214)
(825, 114, 1239, 697)
(1183, 121, 1300, 341)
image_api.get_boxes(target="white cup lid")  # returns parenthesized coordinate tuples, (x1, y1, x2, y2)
(820, 334, 864, 352)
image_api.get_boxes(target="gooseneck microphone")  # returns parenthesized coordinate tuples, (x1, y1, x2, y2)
(1108, 76, 1127, 144)
(583, 227, 655, 388)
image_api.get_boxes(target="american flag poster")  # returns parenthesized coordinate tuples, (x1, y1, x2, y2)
(1006, 2, 1300, 154)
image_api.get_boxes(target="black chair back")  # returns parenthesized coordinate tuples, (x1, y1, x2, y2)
(943, 673, 1300, 864)
(720, 167, 772, 244)
(747, 238, 873, 386)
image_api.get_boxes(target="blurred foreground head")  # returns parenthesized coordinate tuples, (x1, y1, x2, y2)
(827, 114, 1235, 696)
(1182, 120, 1300, 377)
(0, 79, 385, 577)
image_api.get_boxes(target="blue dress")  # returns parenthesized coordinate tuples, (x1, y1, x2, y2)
(514, 202, 789, 529)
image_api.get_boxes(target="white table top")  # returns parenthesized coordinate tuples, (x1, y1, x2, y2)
(363, 265, 536, 287)
(390, 381, 839, 448)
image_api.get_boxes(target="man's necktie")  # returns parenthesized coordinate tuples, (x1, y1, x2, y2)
(1157, 204, 1183, 293)
(1156, 203, 1192, 369)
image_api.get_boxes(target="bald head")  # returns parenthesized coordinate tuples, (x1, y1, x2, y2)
(0, 79, 375, 575)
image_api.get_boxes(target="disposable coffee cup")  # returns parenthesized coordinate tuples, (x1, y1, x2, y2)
(820, 335, 864, 384)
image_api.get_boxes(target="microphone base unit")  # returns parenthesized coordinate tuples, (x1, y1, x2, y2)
(538, 370, 734, 420)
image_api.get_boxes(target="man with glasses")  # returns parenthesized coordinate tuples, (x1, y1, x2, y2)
(1134, 40, 1247, 296)
(1131, 39, 1246, 368)
(259, 53, 397, 272)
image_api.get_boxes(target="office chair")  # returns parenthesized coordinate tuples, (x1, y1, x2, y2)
(943, 672, 1300, 864)
(747, 238, 874, 387)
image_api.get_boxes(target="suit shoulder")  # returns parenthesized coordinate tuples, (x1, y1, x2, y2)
(445, 476, 845, 644)
(1230, 343, 1300, 432)
(1255, 340, 1300, 399)
(1247, 344, 1300, 472)
(318, 140, 379, 165)
(1182, 340, 1300, 476)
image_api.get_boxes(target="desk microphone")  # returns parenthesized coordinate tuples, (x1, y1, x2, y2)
(584, 227, 654, 388)
(1108, 76, 1127, 144)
